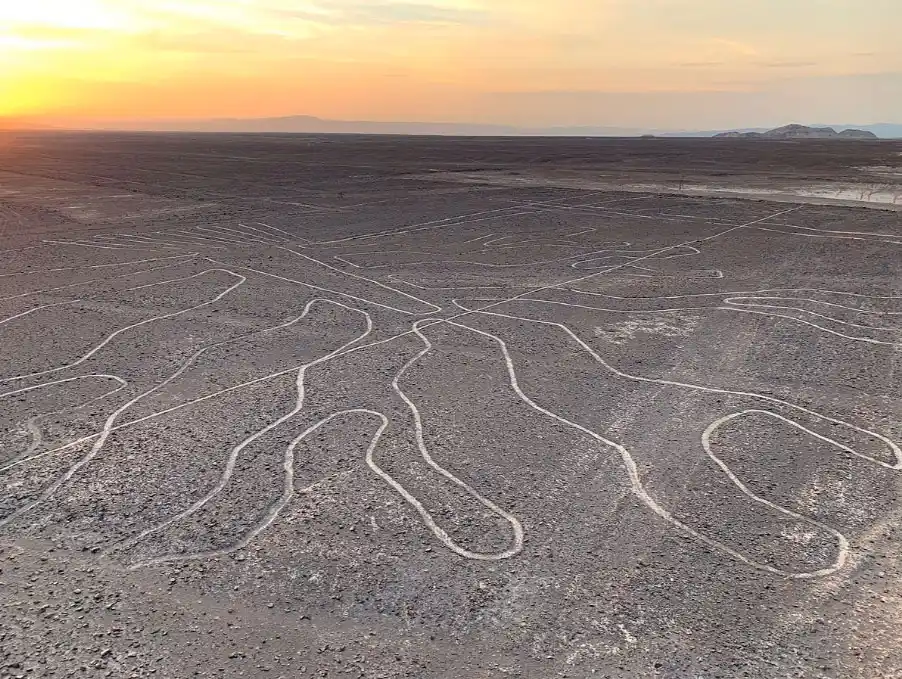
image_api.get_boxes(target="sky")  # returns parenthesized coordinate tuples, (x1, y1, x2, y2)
(0, 0, 900, 130)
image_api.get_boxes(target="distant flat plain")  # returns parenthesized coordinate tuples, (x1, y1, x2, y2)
(1, 132, 901, 678)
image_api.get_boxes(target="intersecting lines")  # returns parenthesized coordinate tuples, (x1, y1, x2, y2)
(2, 197, 900, 585)
(43, 221, 297, 252)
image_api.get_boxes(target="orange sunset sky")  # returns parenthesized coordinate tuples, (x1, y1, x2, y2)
(1, 0, 899, 130)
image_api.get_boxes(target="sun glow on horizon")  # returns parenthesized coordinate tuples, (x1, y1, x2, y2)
(0, 0, 898, 128)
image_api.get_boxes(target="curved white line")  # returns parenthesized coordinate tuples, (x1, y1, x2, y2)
(453, 300, 902, 470)
(386, 319, 524, 560)
(446, 310, 860, 578)
(508, 295, 902, 346)
(0, 375, 128, 463)
(0, 269, 245, 384)
(702, 410, 850, 572)
(112, 300, 374, 552)
(127, 410, 388, 568)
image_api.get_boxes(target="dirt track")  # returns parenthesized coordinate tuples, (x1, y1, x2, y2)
(1, 133, 902, 678)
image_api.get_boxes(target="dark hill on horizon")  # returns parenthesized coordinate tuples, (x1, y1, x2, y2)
(714, 124, 879, 140)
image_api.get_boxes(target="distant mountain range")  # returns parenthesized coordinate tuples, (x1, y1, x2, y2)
(4, 115, 902, 138)
(66, 115, 650, 137)
(713, 124, 878, 140)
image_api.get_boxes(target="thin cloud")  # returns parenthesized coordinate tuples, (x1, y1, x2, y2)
(758, 60, 817, 68)
(679, 61, 726, 67)
(308, 2, 491, 26)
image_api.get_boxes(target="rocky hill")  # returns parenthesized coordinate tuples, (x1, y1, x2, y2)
(715, 124, 878, 140)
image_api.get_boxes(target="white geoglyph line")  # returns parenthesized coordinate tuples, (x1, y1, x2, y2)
(7, 202, 824, 569)
(217, 222, 286, 245)
(0, 296, 361, 528)
(112, 300, 374, 560)
(570, 256, 647, 271)
(751, 226, 902, 245)
(561, 287, 902, 333)
(760, 221, 902, 238)
(507, 202, 682, 223)
(310, 190, 625, 246)
(728, 295, 902, 315)
(93, 235, 183, 251)
(0, 269, 245, 385)
(596, 263, 725, 279)
(331, 255, 362, 268)
(205, 258, 439, 317)
(502, 194, 656, 214)
(254, 222, 303, 241)
(126, 314, 523, 566)
(239, 222, 291, 241)
(193, 226, 274, 245)
(511, 295, 902, 347)
(0, 301, 79, 327)
(564, 228, 597, 238)
(387, 320, 524, 560)
(462, 233, 496, 245)
(0, 321, 453, 476)
(193, 224, 266, 242)
(58, 239, 146, 250)
(97, 234, 193, 250)
(42, 239, 150, 251)
(0, 275, 267, 528)
(335, 245, 690, 271)
(239, 222, 291, 242)
(167, 230, 238, 245)
(725, 297, 902, 332)
(128, 412, 387, 568)
(482, 241, 595, 250)
(188, 229, 262, 246)
(222, 226, 278, 244)
(0, 375, 128, 464)
(386, 274, 509, 291)
(448, 303, 897, 577)
(0, 253, 192, 279)
(193, 226, 267, 244)
(659, 213, 736, 224)
(452, 300, 902, 470)
(567, 286, 902, 304)
(483, 235, 513, 247)
(150, 232, 230, 248)
(110, 233, 199, 249)
(281, 249, 443, 315)
(0, 375, 127, 402)
(0, 257, 198, 303)
(104, 233, 215, 249)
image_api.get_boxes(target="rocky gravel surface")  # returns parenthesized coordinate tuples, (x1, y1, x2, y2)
(1, 133, 901, 678)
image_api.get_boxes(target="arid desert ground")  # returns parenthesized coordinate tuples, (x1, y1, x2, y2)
(1, 132, 902, 678)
